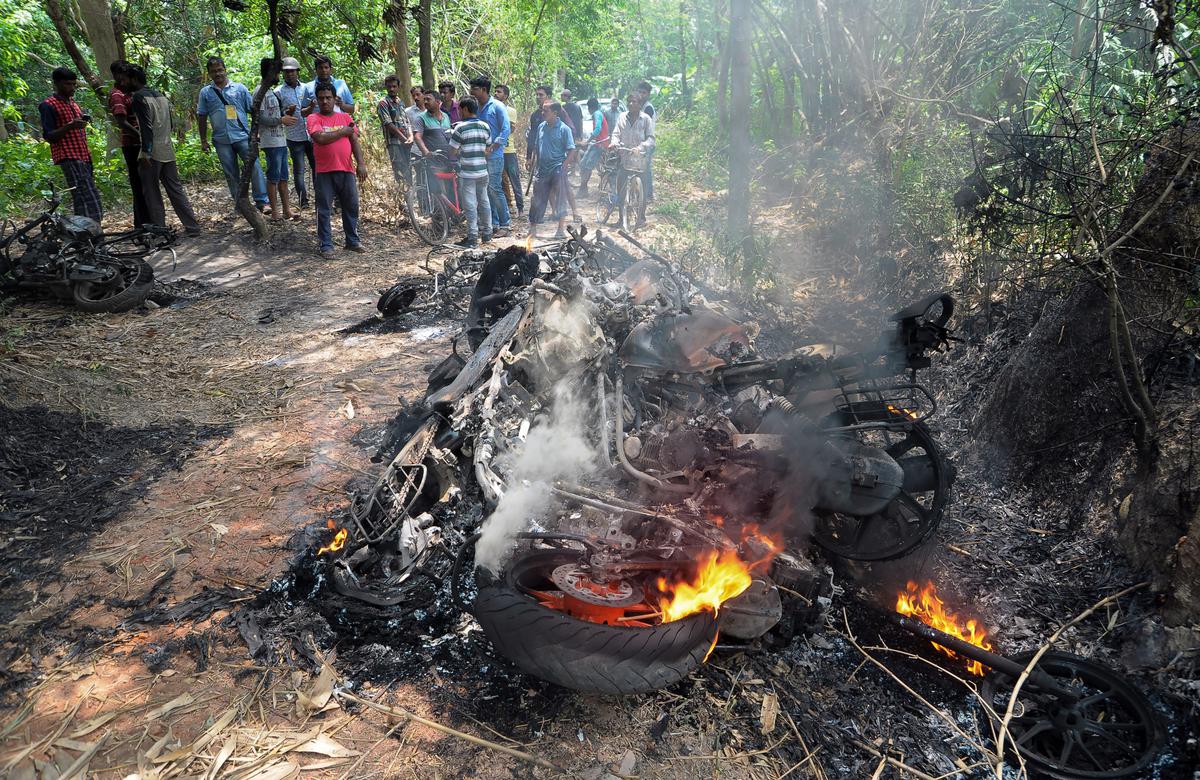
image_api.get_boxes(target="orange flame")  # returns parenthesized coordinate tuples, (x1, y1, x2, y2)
(887, 404, 919, 420)
(657, 549, 754, 622)
(657, 522, 781, 623)
(524, 235, 534, 252)
(896, 580, 992, 676)
(318, 527, 348, 556)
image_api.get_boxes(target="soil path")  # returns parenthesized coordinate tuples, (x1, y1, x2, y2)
(0, 192, 738, 779)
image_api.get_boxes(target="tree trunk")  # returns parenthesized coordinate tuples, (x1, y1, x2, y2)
(75, 0, 120, 88)
(43, 0, 105, 100)
(678, 0, 690, 110)
(418, 0, 434, 89)
(392, 7, 413, 99)
(236, 58, 279, 242)
(728, 0, 752, 279)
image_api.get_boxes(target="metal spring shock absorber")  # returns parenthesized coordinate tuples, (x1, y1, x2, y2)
(772, 396, 798, 415)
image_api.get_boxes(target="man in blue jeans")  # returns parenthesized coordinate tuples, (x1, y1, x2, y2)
(468, 75, 512, 238)
(196, 56, 269, 212)
(307, 84, 368, 257)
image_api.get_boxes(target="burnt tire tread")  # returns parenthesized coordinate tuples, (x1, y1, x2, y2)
(473, 583, 717, 695)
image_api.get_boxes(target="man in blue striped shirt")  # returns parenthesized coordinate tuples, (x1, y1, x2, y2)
(468, 75, 512, 237)
(448, 97, 492, 247)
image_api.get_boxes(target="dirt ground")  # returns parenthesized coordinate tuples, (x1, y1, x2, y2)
(1, 177, 1197, 779)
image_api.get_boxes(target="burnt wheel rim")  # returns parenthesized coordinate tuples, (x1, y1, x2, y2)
(980, 651, 1163, 779)
(76, 261, 147, 302)
(509, 550, 662, 627)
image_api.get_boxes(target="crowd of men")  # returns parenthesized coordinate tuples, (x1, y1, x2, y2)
(37, 57, 658, 253)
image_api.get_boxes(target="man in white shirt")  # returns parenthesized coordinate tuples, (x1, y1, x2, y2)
(611, 93, 655, 228)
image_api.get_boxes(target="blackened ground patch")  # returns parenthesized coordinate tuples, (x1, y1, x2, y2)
(0, 405, 224, 634)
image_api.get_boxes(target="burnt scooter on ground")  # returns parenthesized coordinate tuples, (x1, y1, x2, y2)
(333, 231, 955, 695)
(0, 189, 172, 313)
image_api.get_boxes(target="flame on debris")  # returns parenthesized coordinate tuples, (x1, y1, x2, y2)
(657, 549, 754, 622)
(887, 403, 919, 420)
(657, 524, 781, 623)
(524, 235, 534, 252)
(895, 580, 992, 676)
(318, 527, 348, 556)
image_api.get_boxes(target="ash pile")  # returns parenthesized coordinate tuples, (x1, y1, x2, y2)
(243, 231, 1182, 778)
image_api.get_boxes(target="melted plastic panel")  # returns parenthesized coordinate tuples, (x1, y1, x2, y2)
(619, 308, 751, 372)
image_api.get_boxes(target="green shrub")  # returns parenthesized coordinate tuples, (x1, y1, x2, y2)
(0, 129, 222, 217)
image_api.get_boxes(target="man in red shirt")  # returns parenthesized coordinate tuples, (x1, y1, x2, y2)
(107, 60, 150, 228)
(306, 83, 368, 258)
(39, 67, 102, 223)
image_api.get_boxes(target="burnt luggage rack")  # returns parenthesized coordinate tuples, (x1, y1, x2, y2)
(829, 380, 937, 433)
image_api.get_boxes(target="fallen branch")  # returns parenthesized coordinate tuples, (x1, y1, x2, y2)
(335, 691, 559, 772)
(851, 739, 937, 780)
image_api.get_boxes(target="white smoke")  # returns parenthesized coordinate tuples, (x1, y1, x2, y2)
(474, 380, 598, 573)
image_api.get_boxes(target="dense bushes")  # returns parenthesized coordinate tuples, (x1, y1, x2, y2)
(0, 128, 221, 216)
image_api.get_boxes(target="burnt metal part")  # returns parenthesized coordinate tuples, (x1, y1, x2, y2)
(551, 563, 645, 607)
(811, 422, 949, 561)
(719, 576, 783, 639)
(979, 651, 1165, 780)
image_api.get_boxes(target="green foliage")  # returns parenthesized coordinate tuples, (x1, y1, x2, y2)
(0, 129, 221, 217)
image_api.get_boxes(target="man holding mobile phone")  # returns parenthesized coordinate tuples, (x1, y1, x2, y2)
(39, 67, 102, 223)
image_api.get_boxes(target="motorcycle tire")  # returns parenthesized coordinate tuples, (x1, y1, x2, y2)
(472, 549, 718, 695)
(72, 259, 154, 313)
(405, 184, 449, 246)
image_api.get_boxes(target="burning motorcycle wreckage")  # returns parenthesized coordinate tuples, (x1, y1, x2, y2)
(298, 232, 1167, 777)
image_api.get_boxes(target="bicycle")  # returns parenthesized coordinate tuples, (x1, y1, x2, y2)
(592, 146, 646, 232)
(404, 151, 464, 246)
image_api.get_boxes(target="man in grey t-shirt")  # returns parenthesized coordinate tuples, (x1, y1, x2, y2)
(277, 57, 313, 208)
(128, 64, 200, 235)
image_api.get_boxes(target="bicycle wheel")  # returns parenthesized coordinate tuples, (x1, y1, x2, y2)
(620, 174, 644, 231)
(405, 184, 450, 245)
(594, 173, 616, 226)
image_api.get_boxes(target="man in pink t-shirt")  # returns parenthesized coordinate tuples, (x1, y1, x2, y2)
(306, 83, 368, 257)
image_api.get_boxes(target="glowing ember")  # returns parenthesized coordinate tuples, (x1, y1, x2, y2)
(318, 527, 348, 556)
(657, 549, 753, 622)
(887, 403, 919, 420)
(896, 580, 993, 676)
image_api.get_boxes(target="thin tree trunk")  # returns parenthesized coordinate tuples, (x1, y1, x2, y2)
(679, 0, 690, 110)
(237, 57, 279, 241)
(728, 0, 753, 278)
(418, 0, 434, 88)
(393, 5, 413, 98)
(43, 0, 105, 100)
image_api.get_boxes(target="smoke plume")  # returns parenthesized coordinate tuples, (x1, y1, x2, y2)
(474, 381, 598, 573)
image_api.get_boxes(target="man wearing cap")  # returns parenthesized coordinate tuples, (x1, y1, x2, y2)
(277, 56, 314, 210)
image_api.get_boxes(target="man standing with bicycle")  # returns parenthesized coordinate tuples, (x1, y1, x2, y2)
(448, 97, 492, 248)
(611, 93, 655, 229)
(378, 75, 414, 187)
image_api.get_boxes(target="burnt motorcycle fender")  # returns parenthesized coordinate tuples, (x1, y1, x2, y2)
(814, 439, 904, 516)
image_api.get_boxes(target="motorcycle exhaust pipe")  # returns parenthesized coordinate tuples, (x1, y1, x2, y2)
(888, 613, 1080, 704)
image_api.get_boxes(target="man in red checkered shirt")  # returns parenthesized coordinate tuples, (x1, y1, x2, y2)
(39, 67, 103, 223)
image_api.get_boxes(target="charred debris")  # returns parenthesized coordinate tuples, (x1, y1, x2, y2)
(218, 230, 1187, 778)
